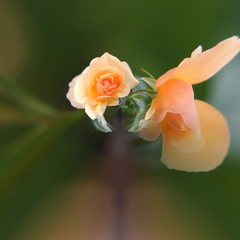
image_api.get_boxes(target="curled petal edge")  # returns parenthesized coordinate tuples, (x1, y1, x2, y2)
(156, 36, 240, 87)
(161, 100, 230, 172)
(138, 119, 161, 141)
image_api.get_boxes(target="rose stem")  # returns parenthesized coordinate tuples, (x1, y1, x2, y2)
(106, 109, 129, 240)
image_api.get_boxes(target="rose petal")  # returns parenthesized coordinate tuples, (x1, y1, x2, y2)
(161, 111, 205, 153)
(154, 79, 194, 122)
(180, 100, 201, 135)
(90, 53, 139, 89)
(66, 75, 85, 109)
(161, 100, 230, 171)
(116, 83, 131, 98)
(171, 36, 240, 84)
(156, 68, 176, 88)
(191, 45, 202, 57)
(85, 103, 107, 120)
(145, 99, 156, 120)
(89, 52, 122, 70)
(108, 98, 119, 106)
(74, 73, 97, 105)
(91, 54, 139, 89)
(122, 61, 139, 88)
(166, 128, 205, 153)
(138, 119, 161, 141)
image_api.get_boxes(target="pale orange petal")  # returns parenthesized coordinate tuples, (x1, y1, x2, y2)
(138, 119, 161, 141)
(122, 61, 139, 88)
(90, 53, 139, 89)
(166, 128, 205, 153)
(191, 45, 202, 57)
(154, 79, 194, 122)
(74, 72, 97, 105)
(89, 52, 122, 69)
(180, 100, 201, 135)
(66, 75, 85, 109)
(161, 111, 204, 153)
(85, 103, 107, 120)
(156, 68, 177, 88)
(161, 100, 230, 172)
(116, 83, 131, 98)
(171, 36, 240, 84)
(145, 99, 156, 120)
(108, 98, 119, 106)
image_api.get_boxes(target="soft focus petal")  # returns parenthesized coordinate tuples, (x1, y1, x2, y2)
(161, 111, 204, 153)
(166, 128, 205, 153)
(156, 68, 176, 88)
(85, 103, 107, 120)
(154, 79, 194, 122)
(108, 98, 119, 106)
(66, 75, 85, 109)
(74, 73, 97, 105)
(191, 45, 202, 57)
(90, 53, 138, 88)
(161, 100, 230, 172)
(180, 100, 201, 135)
(145, 99, 156, 120)
(116, 83, 131, 98)
(138, 119, 161, 141)
(89, 52, 122, 70)
(171, 36, 240, 84)
(122, 61, 139, 88)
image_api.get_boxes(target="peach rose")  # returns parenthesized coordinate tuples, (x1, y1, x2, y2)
(67, 53, 139, 120)
(139, 36, 240, 171)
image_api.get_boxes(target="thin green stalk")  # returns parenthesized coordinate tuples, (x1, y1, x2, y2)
(128, 89, 156, 98)
(0, 110, 84, 202)
(0, 73, 58, 117)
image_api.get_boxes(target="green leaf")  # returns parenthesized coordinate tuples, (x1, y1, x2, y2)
(0, 73, 58, 117)
(127, 98, 147, 132)
(0, 110, 84, 202)
(0, 103, 40, 126)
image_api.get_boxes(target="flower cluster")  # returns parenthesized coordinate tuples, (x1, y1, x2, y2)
(67, 36, 240, 171)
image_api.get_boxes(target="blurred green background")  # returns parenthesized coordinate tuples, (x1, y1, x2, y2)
(0, 0, 240, 239)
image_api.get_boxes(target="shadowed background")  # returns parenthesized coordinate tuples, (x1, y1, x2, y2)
(0, 0, 240, 239)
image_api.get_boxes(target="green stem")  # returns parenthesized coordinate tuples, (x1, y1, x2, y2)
(0, 110, 84, 203)
(140, 68, 156, 79)
(0, 73, 58, 117)
(129, 89, 156, 98)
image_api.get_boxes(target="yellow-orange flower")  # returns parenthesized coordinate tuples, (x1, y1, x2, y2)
(67, 53, 139, 119)
(139, 36, 240, 171)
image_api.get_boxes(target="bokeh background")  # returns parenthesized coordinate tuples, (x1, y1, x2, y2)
(0, 0, 240, 239)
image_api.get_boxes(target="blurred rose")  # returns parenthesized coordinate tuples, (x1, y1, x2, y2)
(139, 36, 240, 171)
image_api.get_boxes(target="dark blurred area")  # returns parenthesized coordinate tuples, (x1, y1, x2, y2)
(0, 0, 240, 239)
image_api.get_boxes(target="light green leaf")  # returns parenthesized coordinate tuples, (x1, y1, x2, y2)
(0, 110, 84, 202)
(0, 73, 58, 117)
(128, 98, 147, 132)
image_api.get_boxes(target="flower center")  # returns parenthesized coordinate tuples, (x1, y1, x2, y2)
(95, 69, 123, 98)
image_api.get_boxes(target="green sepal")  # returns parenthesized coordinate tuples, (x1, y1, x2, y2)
(92, 116, 113, 132)
(140, 77, 157, 91)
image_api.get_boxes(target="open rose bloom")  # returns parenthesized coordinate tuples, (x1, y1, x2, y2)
(139, 36, 240, 171)
(67, 53, 139, 121)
